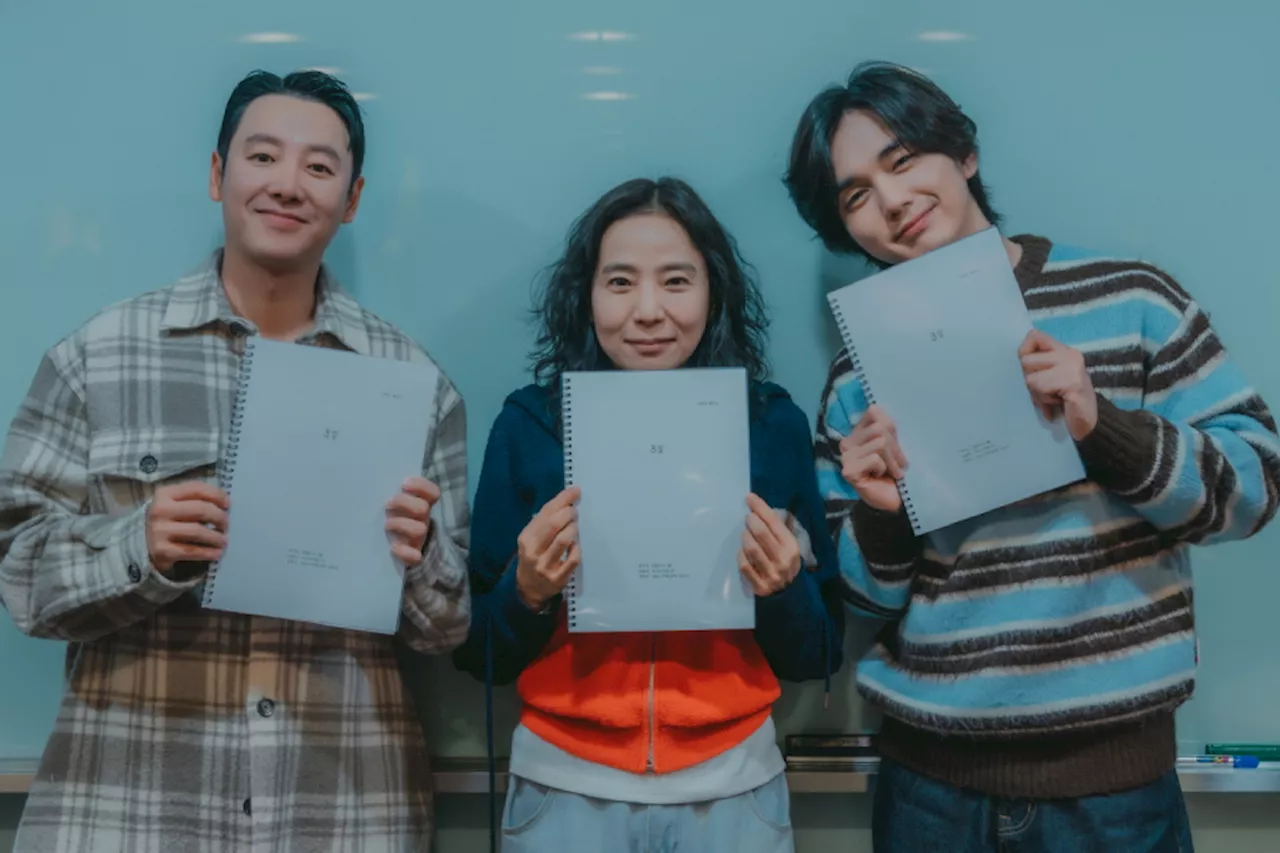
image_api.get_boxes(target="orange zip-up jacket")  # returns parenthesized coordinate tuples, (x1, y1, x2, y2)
(519, 619, 780, 772)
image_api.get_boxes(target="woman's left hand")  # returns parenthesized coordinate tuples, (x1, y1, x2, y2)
(738, 493, 803, 596)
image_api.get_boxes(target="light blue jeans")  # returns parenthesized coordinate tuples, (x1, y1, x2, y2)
(500, 772, 795, 853)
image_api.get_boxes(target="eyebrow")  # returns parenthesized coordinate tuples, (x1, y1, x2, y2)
(599, 261, 699, 275)
(242, 133, 342, 162)
(835, 139, 906, 195)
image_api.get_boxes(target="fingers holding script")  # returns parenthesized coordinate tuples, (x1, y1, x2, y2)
(738, 493, 803, 596)
(515, 486, 582, 610)
(1019, 330, 1098, 440)
(145, 481, 230, 573)
(386, 476, 441, 565)
(839, 405, 908, 512)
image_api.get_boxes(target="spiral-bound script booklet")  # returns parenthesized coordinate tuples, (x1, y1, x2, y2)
(201, 338, 439, 633)
(562, 368, 754, 633)
(826, 227, 1085, 534)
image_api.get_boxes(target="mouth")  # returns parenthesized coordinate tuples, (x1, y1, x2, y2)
(626, 338, 676, 355)
(255, 209, 308, 227)
(896, 206, 934, 242)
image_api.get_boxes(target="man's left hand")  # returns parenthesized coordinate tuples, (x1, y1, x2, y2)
(386, 477, 440, 565)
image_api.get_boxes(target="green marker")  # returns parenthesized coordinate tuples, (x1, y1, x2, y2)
(1205, 743, 1280, 761)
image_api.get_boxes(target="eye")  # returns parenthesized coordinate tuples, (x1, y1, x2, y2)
(892, 152, 915, 171)
(607, 276, 631, 289)
(665, 276, 691, 288)
(248, 152, 273, 164)
(844, 189, 867, 212)
(308, 163, 335, 176)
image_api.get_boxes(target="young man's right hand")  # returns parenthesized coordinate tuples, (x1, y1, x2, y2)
(515, 486, 581, 611)
(145, 482, 230, 573)
(839, 405, 909, 512)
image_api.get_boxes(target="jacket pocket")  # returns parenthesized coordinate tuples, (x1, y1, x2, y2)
(87, 427, 220, 516)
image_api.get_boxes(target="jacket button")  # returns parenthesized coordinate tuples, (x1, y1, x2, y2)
(127, 563, 142, 584)
(257, 698, 275, 718)
(243, 798, 252, 816)
(139, 454, 158, 474)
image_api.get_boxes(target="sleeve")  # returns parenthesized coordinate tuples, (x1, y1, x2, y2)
(0, 351, 202, 642)
(398, 372, 473, 654)
(752, 401, 846, 683)
(1075, 288, 1280, 545)
(814, 351, 920, 619)
(451, 401, 561, 685)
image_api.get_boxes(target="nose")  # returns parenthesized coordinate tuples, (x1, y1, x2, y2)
(633, 279, 664, 325)
(877, 176, 911, 225)
(265, 159, 303, 202)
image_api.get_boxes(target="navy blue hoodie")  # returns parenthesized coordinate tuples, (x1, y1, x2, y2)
(453, 381, 845, 688)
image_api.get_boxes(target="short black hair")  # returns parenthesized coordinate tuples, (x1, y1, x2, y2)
(216, 69, 365, 186)
(784, 61, 999, 260)
(531, 177, 770, 392)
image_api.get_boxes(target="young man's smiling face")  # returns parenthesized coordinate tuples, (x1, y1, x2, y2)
(830, 109, 991, 265)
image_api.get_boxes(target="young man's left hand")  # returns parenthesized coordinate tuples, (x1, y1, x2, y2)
(386, 477, 440, 566)
(1019, 330, 1099, 441)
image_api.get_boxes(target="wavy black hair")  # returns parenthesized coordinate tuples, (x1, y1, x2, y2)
(531, 177, 770, 391)
(784, 61, 1000, 263)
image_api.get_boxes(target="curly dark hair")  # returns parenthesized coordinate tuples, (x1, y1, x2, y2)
(531, 177, 770, 393)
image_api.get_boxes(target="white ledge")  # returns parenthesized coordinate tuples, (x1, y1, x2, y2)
(3, 757, 1278, 797)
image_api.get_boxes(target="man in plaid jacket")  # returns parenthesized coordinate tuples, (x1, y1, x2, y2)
(0, 69, 470, 852)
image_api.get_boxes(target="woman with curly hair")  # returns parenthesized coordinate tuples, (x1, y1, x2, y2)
(453, 176, 844, 853)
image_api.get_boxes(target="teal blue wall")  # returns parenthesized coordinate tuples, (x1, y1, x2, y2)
(2, 0, 1278, 848)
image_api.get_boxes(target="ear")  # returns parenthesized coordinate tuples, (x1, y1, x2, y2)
(961, 151, 979, 181)
(342, 175, 365, 224)
(209, 152, 224, 203)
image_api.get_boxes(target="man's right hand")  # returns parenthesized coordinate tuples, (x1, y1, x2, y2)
(515, 486, 581, 611)
(145, 482, 230, 574)
(839, 405, 909, 513)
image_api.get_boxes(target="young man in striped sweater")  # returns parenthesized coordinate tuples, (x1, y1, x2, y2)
(784, 61, 1280, 852)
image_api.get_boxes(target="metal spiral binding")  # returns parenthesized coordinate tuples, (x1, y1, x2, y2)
(202, 337, 256, 606)
(561, 374, 579, 628)
(831, 305, 920, 532)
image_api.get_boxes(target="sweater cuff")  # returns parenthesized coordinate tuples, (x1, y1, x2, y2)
(1075, 395, 1161, 495)
(851, 500, 919, 565)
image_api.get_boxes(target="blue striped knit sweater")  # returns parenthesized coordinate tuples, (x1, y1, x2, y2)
(816, 234, 1280, 798)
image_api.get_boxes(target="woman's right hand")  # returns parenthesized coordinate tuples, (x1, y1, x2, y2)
(515, 486, 581, 611)
(839, 406, 909, 512)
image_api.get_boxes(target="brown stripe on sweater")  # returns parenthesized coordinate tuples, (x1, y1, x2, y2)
(1237, 394, 1280, 433)
(1084, 344, 1146, 369)
(815, 430, 842, 459)
(913, 523, 1170, 598)
(860, 666, 1193, 737)
(1083, 343, 1148, 390)
(1089, 365, 1148, 391)
(1029, 256, 1192, 302)
(1147, 318, 1226, 397)
(1024, 266, 1192, 314)
(1103, 413, 1178, 504)
(1158, 440, 1237, 544)
(896, 595, 1193, 675)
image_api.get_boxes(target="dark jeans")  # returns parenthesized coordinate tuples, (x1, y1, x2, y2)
(872, 758, 1194, 853)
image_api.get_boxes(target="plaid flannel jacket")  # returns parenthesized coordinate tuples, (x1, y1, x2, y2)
(0, 252, 470, 852)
